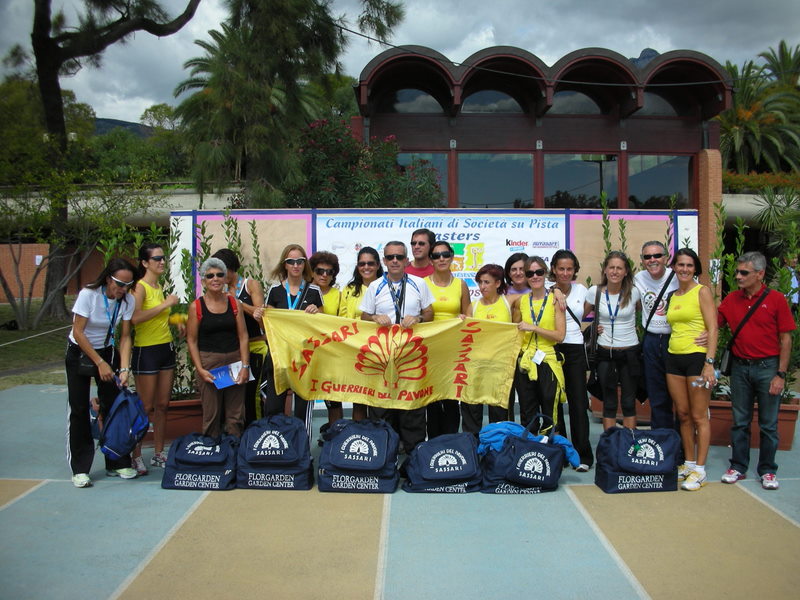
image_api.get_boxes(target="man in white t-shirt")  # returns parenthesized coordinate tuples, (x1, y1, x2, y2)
(360, 241, 434, 452)
(633, 241, 678, 430)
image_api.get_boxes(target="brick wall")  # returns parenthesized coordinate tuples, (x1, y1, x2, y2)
(696, 149, 722, 290)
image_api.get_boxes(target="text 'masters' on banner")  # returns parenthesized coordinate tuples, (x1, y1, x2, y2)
(263, 308, 522, 410)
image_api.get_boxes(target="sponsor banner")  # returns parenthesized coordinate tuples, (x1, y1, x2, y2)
(315, 212, 566, 298)
(263, 309, 521, 410)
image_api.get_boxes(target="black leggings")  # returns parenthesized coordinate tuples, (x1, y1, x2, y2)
(596, 346, 641, 419)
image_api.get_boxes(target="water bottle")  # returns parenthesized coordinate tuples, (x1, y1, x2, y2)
(692, 370, 720, 388)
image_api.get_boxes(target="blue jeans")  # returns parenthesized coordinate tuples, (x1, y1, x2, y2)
(642, 333, 674, 429)
(729, 356, 781, 476)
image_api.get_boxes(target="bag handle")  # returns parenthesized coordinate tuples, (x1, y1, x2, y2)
(521, 413, 555, 439)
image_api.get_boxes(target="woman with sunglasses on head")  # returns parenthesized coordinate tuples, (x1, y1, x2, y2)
(130, 243, 180, 475)
(212, 248, 266, 429)
(309, 251, 344, 426)
(264, 244, 323, 440)
(512, 256, 566, 429)
(424, 241, 471, 437)
(339, 247, 383, 421)
(65, 258, 139, 488)
(549, 249, 593, 471)
(461, 263, 512, 434)
(665, 248, 718, 491)
(584, 251, 642, 431)
(186, 257, 250, 439)
(503, 252, 530, 420)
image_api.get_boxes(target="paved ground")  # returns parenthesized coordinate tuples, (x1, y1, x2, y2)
(1, 384, 798, 600)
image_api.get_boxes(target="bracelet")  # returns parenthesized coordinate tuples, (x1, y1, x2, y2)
(241, 364, 250, 369)
(119, 367, 130, 373)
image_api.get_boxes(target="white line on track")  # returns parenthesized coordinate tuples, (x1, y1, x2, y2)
(108, 491, 210, 600)
(565, 486, 651, 600)
(0, 479, 48, 511)
(373, 493, 392, 600)
(737, 483, 800, 528)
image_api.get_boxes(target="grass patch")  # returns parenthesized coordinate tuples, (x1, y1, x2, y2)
(0, 371, 65, 391)
(0, 298, 74, 372)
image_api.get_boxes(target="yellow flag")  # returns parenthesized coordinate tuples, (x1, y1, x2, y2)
(263, 308, 522, 410)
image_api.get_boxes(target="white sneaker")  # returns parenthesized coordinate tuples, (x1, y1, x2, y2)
(132, 456, 148, 476)
(106, 467, 137, 479)
(71, 473, 92, 488)
(761, 473, 780, 490)
(721, 469, 745, 484)
(677, 463, 692, 481)
(681, 470, 707, 491)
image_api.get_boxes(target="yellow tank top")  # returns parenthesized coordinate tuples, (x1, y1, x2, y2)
(472, 296, 512, 322)
(321, 287, 341, 316)
(424, 276, 463, 320)
(667, 284, 707, 354)
(339, 284, 364, 319)
(133, 280, 171, 347)
(519, 292, 557, 352)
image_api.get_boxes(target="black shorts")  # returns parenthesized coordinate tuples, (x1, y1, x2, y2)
(665, 352, 705, 377)
(132, 342, 176, 375)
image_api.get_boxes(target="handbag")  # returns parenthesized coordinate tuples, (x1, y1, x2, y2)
(76, 300, 121, 377)
(402, 433, 483, 493)
(237, 415, 313, 490)
(162, 433, 239, 491)
(718, 288, 770, 376)
(481, 413, 565, 492)
(584, 286, 602, 368)
(595, 426, 680, 493)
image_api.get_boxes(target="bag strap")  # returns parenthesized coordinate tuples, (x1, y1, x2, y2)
(727, 287, 771, 349)
(103, 300, 122, 348)
(195, 296, 238, 322)
(643, 271, 675, 334)
(565, 304, 581, 328)
(521, 413, 555, 439)
(588, 286, 602, 352)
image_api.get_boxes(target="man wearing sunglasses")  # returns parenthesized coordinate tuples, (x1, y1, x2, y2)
(405, 228, 436, 278)
(718, 252, 795, 490)
(360, 241, 434, 453)
(634, 241, 679, 430)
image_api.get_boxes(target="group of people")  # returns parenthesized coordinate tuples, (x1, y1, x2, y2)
(65, 230, 795, 494)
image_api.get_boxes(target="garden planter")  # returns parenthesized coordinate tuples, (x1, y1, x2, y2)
(142, 398, 202, 446)
(709, 398, 799, 451)
(589, 390, 652, 424)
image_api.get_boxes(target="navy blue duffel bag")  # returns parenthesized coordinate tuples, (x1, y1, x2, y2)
(595, 427, 681, 493)
(402, 432, 483, 493)
(318, 419, 399, 493)
(237, 415, 313, 490)
(162, 433, 238, 491)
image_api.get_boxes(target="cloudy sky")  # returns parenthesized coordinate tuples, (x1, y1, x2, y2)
(1, 0, 798, 122)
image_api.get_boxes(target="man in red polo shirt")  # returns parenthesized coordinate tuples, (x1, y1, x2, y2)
(405, 228, 435, 278)
(718, 251, 795, 490)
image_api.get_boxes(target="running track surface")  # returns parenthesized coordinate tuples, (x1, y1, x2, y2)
(1, 385, 799, 600)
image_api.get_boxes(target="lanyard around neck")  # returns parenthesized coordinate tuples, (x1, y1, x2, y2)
(285, 280, 305, 310)
(385, 274, 406, 324)
(528, 289, 549, 349)
(604, 288, 620, 340)
(101, 287, 121, 346)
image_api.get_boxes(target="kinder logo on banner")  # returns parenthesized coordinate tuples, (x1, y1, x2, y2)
(626, 438, 666, 467)
(263, 309, 521, 410)
(253, 431, 289, 456)
(515, 451, 552, 479)
(430, 449, 468, 473)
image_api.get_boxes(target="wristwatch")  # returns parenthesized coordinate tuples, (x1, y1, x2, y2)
(704, 357, 715, 365)
(776, 371, 787, 379)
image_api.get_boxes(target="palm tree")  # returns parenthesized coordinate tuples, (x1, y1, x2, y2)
(717, 60, 800, 173)
(759, 40, 800, 89)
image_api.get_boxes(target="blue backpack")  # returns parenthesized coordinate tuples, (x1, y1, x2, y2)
(237, 415, 313, 490)
(402, 433, 483, 493)
(99, 387, 149, 461)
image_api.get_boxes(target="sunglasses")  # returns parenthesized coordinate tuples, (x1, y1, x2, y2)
(204, 272, 226, 279)
(358, 261, 377, 267)
(314, 268, 335, 276)
(384, 254, 406, 262)
(410, 241, 427, 246)
(431, 251, 453, 260)
(525, 269, 546, 278)
(284, 258, 306, 266)
(642, 253, 664, 260)
(735, 269, 752, 276)
(149, 255, 166, 262)
(110, 275, 134, 288)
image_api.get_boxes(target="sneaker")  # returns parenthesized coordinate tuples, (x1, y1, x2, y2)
(761, 473, 780, 490)
(677, 463, 692, 481)
(681, 470, 707, 491)
(71, 473, 92, 488)
(106, 467, 138, 479)
(721, 469, 745, 484)
(132, 456, 148, 476)
(150, 451, 167, 468)
(575, 464, 590, 472)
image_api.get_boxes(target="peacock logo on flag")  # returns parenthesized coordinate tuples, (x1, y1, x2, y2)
(355, 325, 428, 387)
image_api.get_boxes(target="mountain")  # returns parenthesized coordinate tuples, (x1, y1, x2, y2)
(629, 48, 660, 68)
(94, 118, 153, 137)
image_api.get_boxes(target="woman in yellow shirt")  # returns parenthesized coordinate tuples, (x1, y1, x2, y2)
(339, 247, 383, 421)
(462, 263, 512, 433)
(512, 256, 566, 430)
(131, 243, 180, 473)
(310, 251, 343, 428)
(424, 241, 470, 437)
(666, 248, 718, 491)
